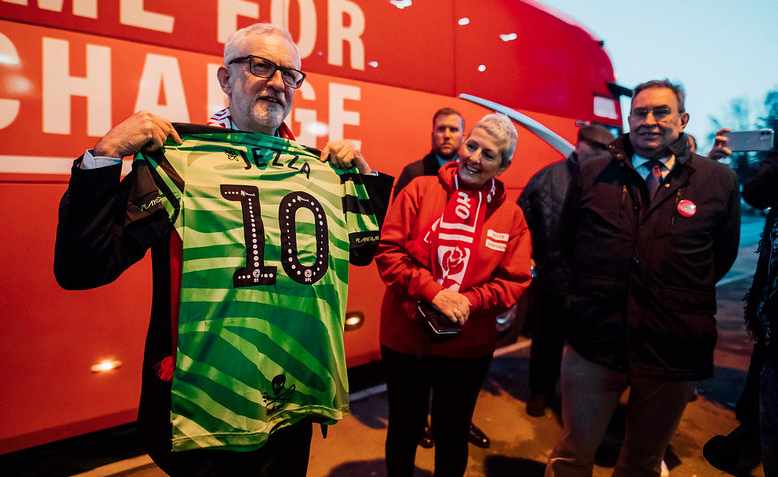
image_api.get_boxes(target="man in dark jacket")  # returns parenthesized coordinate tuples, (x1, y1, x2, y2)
(54, 23, 392, 477)
(546, 79, 741, 477)
(518, 125, 614, 417)
(393, 107, 464, 198)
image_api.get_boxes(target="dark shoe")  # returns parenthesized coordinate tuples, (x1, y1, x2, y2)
(702, 426, 761, 475)
(468, 423, 490, 448)
(526, 393, 548, 417)
(418, 423, 434, 448)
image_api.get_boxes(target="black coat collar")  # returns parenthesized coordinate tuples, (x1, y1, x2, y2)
(609, 133, 693, 166)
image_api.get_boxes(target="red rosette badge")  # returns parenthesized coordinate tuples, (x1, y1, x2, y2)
(677, 199, 697, 218)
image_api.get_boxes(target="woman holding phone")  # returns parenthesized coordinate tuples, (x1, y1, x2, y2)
(376, 113, 533, 477)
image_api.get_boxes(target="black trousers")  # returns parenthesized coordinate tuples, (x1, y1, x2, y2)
(528, 285, 566, 397)
(149, 419, 313, 477)
(737, 343, 764, 429)
(382, 346, 492, 477)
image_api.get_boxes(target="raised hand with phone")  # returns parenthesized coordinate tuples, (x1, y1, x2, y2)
(710, 128, 775, 160)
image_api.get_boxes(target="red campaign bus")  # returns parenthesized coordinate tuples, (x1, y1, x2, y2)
(0, 0, 624, 453)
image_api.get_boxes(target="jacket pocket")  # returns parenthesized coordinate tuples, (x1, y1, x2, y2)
(633, 286, 718, 376)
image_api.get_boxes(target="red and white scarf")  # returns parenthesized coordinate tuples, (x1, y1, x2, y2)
(422, 165, 495, 292)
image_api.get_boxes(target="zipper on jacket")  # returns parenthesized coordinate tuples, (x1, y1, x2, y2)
(620, 185, 628, 218)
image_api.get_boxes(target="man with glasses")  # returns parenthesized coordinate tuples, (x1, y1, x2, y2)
(546, 79, 740, 476)
(88, 24, 365, 171)
(54, 23, 391, 476)
(518, 124, 614, 418)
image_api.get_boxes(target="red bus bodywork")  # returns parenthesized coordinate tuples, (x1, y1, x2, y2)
(0, 0, 622, 453)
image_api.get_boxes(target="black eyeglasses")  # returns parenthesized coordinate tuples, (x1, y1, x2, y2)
(228, 55, 306, 89)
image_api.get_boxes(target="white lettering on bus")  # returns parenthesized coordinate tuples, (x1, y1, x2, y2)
(2, 0, 98, 18)
(6, 0, 368, 74)
(119, 0, 174, 33)
(42, 37, 111, 136)
(0, 32, 21, 129)
(328, 82, 360, 148)
(217, 0, 259, 45)
(271, 0, 317, 59)
(327, 0, 365, 71)
(134, 54, 190, 122)
(5, 32, 364, 146)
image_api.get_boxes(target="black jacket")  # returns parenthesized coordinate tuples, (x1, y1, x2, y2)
(562, 134, 741, 380)
(743, 152, 778, 366)
(518, 153, 578, 290)
(392, 152, 444, 199)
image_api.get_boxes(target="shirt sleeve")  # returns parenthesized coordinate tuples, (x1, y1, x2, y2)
(80, 149, 122, 169)
(54, 156, 174, 290)
(131, 149, 186, 236)
(342, 171, 394, 266)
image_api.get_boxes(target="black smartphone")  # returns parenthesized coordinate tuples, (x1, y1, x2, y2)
(416, 301, 462, 336)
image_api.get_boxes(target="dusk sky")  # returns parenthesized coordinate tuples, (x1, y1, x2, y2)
(540, 0, 778, 150)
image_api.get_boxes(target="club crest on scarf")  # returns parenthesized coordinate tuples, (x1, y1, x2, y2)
(425, 189, 487, 292)
(438, 246, 470, 288)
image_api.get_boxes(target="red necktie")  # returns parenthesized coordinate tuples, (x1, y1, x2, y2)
(645, 160, 663, 198)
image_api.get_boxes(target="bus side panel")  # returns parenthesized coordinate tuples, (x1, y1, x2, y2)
(0, 180, 149, 454)
(453, 0, 621, 127)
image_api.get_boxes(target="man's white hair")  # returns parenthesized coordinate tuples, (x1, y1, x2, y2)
(223, 23, 300, 64)
(473, 113, 518, 167)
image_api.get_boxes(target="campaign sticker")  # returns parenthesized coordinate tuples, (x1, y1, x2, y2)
(677, 199, 696, 218)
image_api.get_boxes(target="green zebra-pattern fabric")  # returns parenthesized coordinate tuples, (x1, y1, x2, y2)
(135, 127, 379, 452)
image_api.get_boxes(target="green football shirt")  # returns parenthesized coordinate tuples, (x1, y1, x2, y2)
(135, 126, 379, 452)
